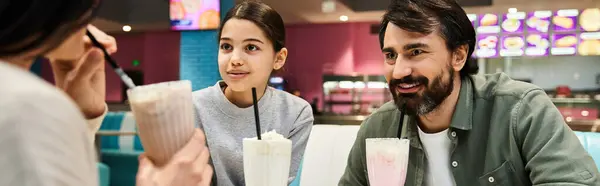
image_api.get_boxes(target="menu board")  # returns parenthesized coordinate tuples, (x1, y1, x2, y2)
(468, 14, 477, 27)
(525, 33, 550, 56)
(469, 9, 600, 57)
(500, 35, 525, 56)
(551, 33, 578, 55)
(502, 12, 526, 33)
(526, 11, 552, 33)
(477, 14, 500, 34)
(580, 8, 600, 32)
(553, 9, 579, 32)
(476, 35, 499, 58)
(578, 32, 600, 55)
(170, 0, 221, 30)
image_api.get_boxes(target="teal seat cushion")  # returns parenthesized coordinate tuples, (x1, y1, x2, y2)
(100, 112, 144, 151)
(574, 131, 600, 172)
(101, 149, 142, 186)
(99, 112, 144, 186)
(99, 112, 125, 149)
(289, 159, 303, 186)
(97, 162, 110, 186)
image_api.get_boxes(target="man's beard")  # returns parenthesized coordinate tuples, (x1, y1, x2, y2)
(389, 65, 455, 116)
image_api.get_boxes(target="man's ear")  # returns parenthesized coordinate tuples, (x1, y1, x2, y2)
(452, 44, 468, 72)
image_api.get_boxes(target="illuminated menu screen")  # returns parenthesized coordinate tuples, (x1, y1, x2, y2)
(526, 11, 552, 33)
(578, 32, 600, 55)
(170, 0, 220, 30)
(580, 8, 600, 32)
(552, 9, 579, 32)
(476, 35, 499, 58)
(551, 33, 578, 55)
(525, 33, 550, 56)
(501, 12, 525, 33)
(500, 35, 525, 56)
(468, 14, 477, 27)
(477, 14, 500, 34)
(470, 9, 600, 57)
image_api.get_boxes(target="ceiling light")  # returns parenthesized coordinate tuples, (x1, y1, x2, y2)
(322, 1, 336, 13)
(340, 15, 349, 22)
(123, 25, 132, 32)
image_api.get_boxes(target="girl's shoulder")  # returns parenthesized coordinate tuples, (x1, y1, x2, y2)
(191, 82, 221, 104)
(268, 87, 311, 110)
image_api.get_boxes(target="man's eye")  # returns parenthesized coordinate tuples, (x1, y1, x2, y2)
(385, 52, 398, 59)
(410, 49, 424, 56)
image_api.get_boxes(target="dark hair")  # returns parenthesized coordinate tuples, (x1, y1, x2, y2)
(218, 0, 286, 52)
(379, 0, 478, 77)
(0, 0, 99, 58)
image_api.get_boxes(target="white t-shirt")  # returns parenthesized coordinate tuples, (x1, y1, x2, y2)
(0, 62, 105, 186)
(417, 126, 456, 186)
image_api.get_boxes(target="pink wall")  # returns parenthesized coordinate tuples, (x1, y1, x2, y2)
(284, 22, 383, 111)
(42, 31, 181, 102)
(106, 31, 181, 102)
(41, 22, 382, 107)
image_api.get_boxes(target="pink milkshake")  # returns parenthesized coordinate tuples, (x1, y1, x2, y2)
(127, 80, 195, 167)
(366, 138, 410, 186)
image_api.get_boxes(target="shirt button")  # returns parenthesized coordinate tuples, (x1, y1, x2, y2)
(451, 131, 457, 137)
(451, 161, 458, 167)
(488, 177, 495, 183)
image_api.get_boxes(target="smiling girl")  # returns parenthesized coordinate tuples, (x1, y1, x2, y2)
(191, 1, 314, 185)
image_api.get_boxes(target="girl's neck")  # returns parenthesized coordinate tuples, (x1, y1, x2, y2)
(223, 84, 268, 108)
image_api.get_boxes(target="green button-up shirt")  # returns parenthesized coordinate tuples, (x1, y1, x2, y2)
(339, 73, 600, 186)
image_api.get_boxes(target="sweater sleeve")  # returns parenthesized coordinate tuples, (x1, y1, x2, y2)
(86, 103, 107, 143)
(287, 104, 314, 182)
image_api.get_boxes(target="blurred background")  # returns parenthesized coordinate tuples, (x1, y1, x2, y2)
(35, 0, 600, 127)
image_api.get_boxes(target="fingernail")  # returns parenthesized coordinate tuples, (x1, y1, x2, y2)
(89, 49, 103, 60)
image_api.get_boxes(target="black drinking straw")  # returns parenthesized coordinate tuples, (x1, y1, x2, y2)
(86, 30, 136, 89)
(397, 104, 407, 139)
(251, 88, 262, 140)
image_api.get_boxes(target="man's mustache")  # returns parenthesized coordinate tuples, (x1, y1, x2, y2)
(389, 76, 429, 88)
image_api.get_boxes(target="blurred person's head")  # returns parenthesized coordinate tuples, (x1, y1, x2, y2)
(379, 0, 477, 115)
(217, 0, 287, 93)
(292, 90, 301, 97)
(0, 0, 99, 64)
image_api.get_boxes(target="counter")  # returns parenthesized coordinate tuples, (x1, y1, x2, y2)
(315, 115, 600, 132)
(315, 115, 368, 125)
(110, 103, 599, 132)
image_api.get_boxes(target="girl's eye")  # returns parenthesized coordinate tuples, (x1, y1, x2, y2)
(220, 43, 233, 51)
(246, 44, 260, 51)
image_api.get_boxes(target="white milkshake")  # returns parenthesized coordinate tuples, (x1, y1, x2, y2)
(366, 138, 410, 186)
(243, 130, 292, 186)
(127, 80, 195, 167)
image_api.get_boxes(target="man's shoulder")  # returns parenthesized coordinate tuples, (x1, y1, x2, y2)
(359, 101, 398, 134)
(472, 73, 545, 101)
(372, 101, 398, 115)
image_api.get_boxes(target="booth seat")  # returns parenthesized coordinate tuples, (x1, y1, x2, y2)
(290, 125, 360, 186)
(574, 131, 600, 170)
(98, 112, 600, 186)
(97, 162, 110, 186)
(291, 126, 600, 186)
(98, 112, 144, 186)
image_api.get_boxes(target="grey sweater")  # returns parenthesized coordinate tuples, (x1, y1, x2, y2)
(192, 81, 314, 186)
(0, 62, 97, 186)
